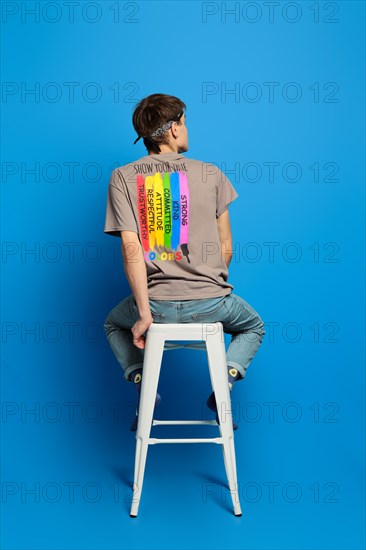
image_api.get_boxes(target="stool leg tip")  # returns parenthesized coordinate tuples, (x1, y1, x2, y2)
(234, 512, 242, 517)
(130, 514, 137, 518)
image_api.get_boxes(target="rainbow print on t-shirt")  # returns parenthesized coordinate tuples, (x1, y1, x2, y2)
(136, 171, 190, 262)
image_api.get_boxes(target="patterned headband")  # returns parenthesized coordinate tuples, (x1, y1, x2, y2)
(133, 111, 184, 145)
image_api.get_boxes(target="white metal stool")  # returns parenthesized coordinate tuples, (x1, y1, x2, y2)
(130, 322, 242, 517)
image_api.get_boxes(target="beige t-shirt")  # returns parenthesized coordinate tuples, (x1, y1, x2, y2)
(104, 151, 239, 300)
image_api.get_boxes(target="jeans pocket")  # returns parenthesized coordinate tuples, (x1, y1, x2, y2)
(191, 296, 228, 321)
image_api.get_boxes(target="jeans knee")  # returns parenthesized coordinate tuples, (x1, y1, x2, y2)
(256, 317, 266, 342)
(104, 316, 112, 336)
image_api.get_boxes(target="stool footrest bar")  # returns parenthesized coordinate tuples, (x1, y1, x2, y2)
(152, 420, 218, 426)
(148, 437, 223, 444)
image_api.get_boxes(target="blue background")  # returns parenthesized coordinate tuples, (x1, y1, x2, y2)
(1, 1, 365, 549)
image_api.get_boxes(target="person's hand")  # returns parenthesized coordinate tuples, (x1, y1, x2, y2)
(131, 314, 154, 349)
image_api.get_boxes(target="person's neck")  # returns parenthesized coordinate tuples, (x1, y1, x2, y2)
(148, 146, 179, 155)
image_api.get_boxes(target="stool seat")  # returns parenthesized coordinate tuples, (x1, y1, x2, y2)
(130, 322, 242, 517)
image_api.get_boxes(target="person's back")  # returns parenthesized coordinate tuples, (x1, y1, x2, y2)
(104, 93, 265, 431)
(104, 150, 239, 300)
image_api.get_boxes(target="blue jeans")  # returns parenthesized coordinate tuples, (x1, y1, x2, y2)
(104, 292, 266, 382)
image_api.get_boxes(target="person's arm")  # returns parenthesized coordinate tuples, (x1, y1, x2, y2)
(120, 230, 152, 349)
(216, 209, 233, 268)
(120, 230, 151, 317)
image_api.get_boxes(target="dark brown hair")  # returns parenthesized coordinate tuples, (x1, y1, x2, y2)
(132, 93, 186, 153)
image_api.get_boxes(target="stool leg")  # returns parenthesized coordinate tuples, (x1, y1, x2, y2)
(130, 332, 165, 518)
(205, 324, 242, 517)
(221, 444, 230, 485)
(221, 439, 242, 516)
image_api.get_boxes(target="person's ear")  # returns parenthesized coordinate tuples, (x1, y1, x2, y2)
(173, 121, 179, 135)
(172, 122, 179, 138)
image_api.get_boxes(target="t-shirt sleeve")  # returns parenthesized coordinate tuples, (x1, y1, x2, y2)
(216, 168, 239, 218)
(104, 169, 139, 237)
